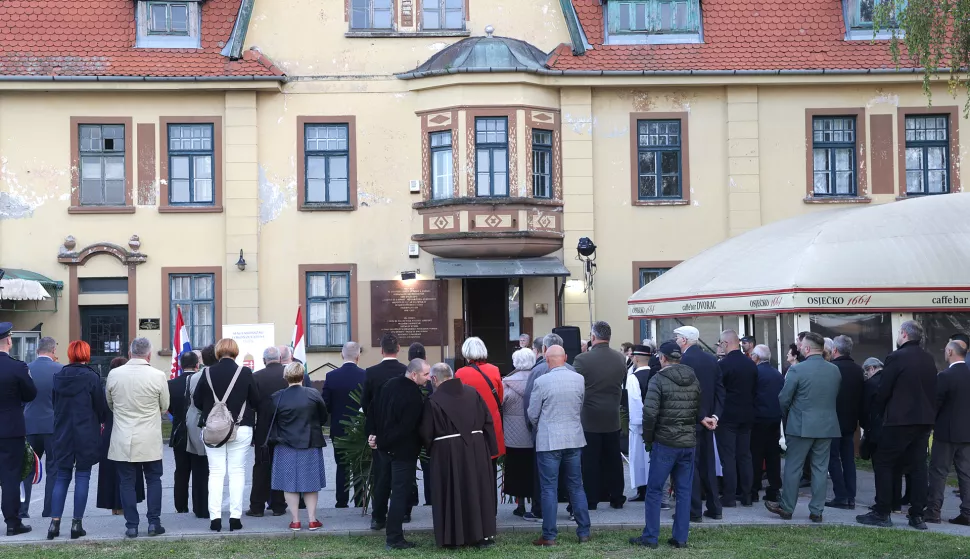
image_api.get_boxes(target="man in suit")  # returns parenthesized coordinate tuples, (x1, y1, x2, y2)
(926, 341, 970, 525)
(573, 320, 628, 510)
(675, 326, 724, 522)
(750, 344, 783, 504)
(716, 330, 758, 508)
(321, 341, 366, 508)
(168, 351, 208, 519)
(247, 346, 310, 517)
(362, 333, 409, 530)
(826, 335, 865, 510)
(20, 336, 60, 519)
(105, 337, 169, 538)
(858, 321, 938, 530)
(528, 345, 591, 546)
(0, 322, 37, 536)
(766, 332, 841, 522)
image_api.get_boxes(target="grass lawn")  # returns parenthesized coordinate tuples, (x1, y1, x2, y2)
(4, 526, 969, 559)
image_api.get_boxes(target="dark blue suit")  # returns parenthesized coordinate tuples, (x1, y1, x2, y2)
(0, 351, 37, 529)
(716, 349, 759, 507)
(751, 361, 784, 502)
(682, 345, 724, 518)
(21, 356, 61, 517)
(321, 362, 366, 507)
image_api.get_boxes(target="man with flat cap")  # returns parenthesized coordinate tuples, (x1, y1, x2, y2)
(0, 322, 37, 536)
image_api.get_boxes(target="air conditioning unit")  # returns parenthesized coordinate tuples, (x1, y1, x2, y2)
(408, 243, 420, 258)
(409, 179, 421, 193)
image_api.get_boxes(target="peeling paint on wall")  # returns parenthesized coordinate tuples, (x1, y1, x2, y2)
(0, 157, 68, 218)
(563, 113, 595, 135)
(605, 125, 629, 138)
(867, 90, 899, 108)
(0, 192, 33, 219)
(258, 161, 297, 225)
(358, 184, 394, 207)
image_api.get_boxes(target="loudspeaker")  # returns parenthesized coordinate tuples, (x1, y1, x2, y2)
(553, 326, 583, 365)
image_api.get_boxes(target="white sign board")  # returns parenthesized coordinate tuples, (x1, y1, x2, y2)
(221, 324, 275, 371)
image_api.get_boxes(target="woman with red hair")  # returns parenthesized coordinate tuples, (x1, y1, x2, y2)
(46, 341, 107, 540)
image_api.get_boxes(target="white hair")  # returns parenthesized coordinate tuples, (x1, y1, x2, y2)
(641, 338, 657, 352)
(341, 341, 361, 361)
(512, 348, 536, 370)
(461, 337, 488, 361)
(262, 346, 281, 363)
(752, 344, 771, 362)
(130, 337, 152, 358)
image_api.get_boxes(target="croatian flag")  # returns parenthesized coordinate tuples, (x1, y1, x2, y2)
(171, 306, 192, 379)
(292, 307, 307, 364)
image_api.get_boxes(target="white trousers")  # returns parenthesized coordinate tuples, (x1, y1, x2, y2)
(205, 426, 253, 520)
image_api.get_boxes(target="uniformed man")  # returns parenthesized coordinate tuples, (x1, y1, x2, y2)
(0, 322, 37, 536)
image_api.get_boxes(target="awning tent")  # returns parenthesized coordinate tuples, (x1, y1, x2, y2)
(628, 192, 970, 319)
(0, 269, 61, 302)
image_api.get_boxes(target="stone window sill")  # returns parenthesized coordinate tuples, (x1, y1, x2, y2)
(802, 196, 872, 204)
(633, 199, 690, 207)
(895, 193, 949, 201)
(345, 30, 470, 39)
(299, 204, 356, 212)
(68, 206, 136, 214)
(158, 206, 224, 214)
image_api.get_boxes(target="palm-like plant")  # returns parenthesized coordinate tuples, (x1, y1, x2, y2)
(332, 389, 373, 514)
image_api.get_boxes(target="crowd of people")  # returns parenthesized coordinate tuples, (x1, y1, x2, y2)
(0, 316, 968, 550)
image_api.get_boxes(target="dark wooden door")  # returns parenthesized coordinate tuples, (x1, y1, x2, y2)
(80, 306, 129, 379)
(463, 278, 510, 373)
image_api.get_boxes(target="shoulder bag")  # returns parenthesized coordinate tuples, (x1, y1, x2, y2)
(470, 363, 503, 418)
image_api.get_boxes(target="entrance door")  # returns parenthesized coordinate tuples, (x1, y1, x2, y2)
(464, 278, 511, 373)
(80, 306, 129, 379)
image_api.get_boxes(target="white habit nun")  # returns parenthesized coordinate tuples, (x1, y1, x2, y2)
(626, 347, 652, 492)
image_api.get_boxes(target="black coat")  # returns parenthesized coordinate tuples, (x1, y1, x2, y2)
(874, 341, 937, 427)
(0, 351, 36, 438)
(167, 374, 189, 451)
(52, 363, 108, 468)
(361, 358, 407, 436)
(269, 385, 328, 449)
(753, 362, 784, 422)
(193, 358, 259, 428)
(860, 371, 882, 432)
(252, 362, 311, 447)
(321, 362, 366, 439)
(935, 362, 970, 443)
(832, 355, 865, 435)
(717, 349, 757, 425)
(682, 345, 724, 424)
(373, 375, 425, 461)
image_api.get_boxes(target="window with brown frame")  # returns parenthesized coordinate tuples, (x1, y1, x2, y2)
(159, 116, 223, 212)
(70, 117, 134, 214)
(297, 117, 358, 211)
(298, 264, 359, 351)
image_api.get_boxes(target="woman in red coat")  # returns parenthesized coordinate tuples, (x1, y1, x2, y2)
(455, 337, 506, 466)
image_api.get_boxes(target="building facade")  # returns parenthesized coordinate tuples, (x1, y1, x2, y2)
(0, 0, 963, 376)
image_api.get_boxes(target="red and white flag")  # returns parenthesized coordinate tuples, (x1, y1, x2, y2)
(292, 307, 307, 364)
(171, 306, 191, 379)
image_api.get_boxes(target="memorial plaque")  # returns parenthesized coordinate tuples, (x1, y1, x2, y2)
(138, 318, 160, 330)
(371, 280, 447, 347)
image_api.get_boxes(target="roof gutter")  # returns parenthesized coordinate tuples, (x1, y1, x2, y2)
(558, 0, 591, 55)
(222, 0, 257, 60)
(397, 66, 937, 80)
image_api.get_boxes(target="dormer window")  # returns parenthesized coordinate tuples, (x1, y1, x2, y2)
(136, 0, 201, 48)
(605, 0, 702, 45)
(845, 0, 905, 40)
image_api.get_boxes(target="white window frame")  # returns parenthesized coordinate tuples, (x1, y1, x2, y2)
(604, 0, 703, 45)
(135, 0, 202, 49)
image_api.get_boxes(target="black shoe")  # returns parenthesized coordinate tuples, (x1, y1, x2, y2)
(907, 515, 928, 531)
(523, 512, 541, 521)
(477, 537, 497, 548)
(856, 511, 892, 528)
(176, 509, 189, 514)
(244, 509, 264, 517)
(810, 513, 823, 523)
(271, 509, 287, 517)
(630, 494, 646, 502)
(194, 512, 208, 519)
(125, 528, 137, 538)
(741, 500, 753, 508)
(825, 500, 855, 510)
(6, 524, 31, 537)
(950, 514, 970, 526)
(690, 514, 703, 522)
(721, 501, 738, 508)
(629, 536, 659, 549)
(210, 519, 222, 532)
(371, 519, 386, 531)
(610, 496, 627, 509)
(70, 519, 85, 540)
(148, 523, 166, 537)
(703, 510, 723, 520)
(47, 519, 60, 540)
(513, 506, 526, 517)
(668, 538, 688, 548)
(402, 513, 411, 524)
(229, 518, 242, 532)
(924, 513, 942, 524)
(335, 503, 349, 509)
(764, 501, 793, 520)
(18, 513, 29, 520)
(386, 540, 417, 550)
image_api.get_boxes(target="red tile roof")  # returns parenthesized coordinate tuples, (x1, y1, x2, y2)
(552, 0, 912, 72)
(0, 0, 284, 79)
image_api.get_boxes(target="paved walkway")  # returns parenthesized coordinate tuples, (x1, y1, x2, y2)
(6, 447, 969, 544)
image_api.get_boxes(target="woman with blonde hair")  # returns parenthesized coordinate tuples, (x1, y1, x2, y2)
(269, 362, 329, 531)
(193, 338, 259, 532)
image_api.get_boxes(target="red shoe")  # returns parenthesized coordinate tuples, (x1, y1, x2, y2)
(308, 521, 322, 531)
(289, 522, 301, 531)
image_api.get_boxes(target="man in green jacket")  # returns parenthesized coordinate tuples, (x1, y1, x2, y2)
(766, 332, 841, 522)
(630, 341, 700, 550)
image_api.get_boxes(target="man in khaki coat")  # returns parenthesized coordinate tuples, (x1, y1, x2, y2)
(106, 337, 169, 538)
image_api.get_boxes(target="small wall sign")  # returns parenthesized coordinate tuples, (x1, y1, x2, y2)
(139, 318, 160, 330)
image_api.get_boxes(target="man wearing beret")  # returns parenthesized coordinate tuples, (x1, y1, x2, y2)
(0, 322, 37, 536)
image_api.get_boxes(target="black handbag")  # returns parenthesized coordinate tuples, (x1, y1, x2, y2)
(470, 363, 503, 417)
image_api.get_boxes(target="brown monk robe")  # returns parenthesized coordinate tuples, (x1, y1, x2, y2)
(419, 363, 499, 548)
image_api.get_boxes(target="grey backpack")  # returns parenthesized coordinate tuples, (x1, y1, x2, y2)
(202, 365, 246, 448)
